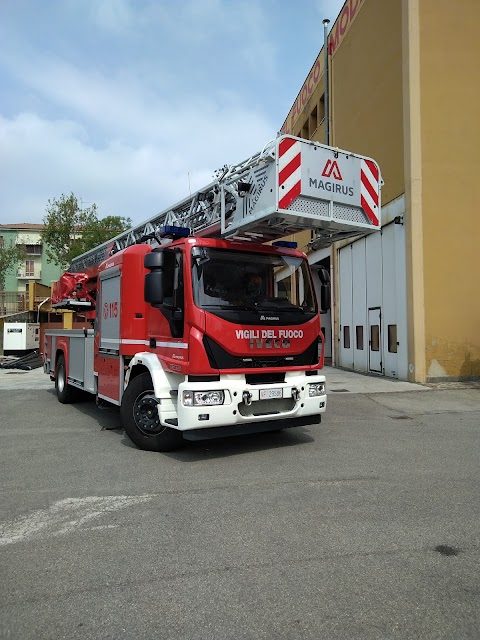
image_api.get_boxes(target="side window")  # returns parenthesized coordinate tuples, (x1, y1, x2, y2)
(173, 252, 184, 310)
(388, 325, 398, 353)
(162, 250, 184, 309)
(162, 250, 184, 339)
(343, 326, 350, 349)
(162, 251, 176, 307)
(356, 326, 364, 350)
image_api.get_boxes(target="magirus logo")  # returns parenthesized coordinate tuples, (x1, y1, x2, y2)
(260, 315, 279, 321)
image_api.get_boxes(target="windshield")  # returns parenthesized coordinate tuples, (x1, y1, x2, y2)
(192, 247, 317, 313)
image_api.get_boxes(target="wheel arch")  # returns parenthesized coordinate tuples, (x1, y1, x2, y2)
(55, 342, 69, 375)
(124, 352, 179, 400)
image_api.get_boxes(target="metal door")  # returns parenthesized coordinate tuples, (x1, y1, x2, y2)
(368, 307, 382, 373)
(352, 239, 367, 372)
(382, 223, 399, 378)
(338, 246, 353, 369)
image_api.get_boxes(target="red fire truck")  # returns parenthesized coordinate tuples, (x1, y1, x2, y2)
(43, 135, 382, 451)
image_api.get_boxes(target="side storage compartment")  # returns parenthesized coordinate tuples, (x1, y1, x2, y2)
(45, 329, 95, 401)
(68, 331, 95, 393)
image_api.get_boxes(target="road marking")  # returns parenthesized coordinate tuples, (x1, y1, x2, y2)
(0, 495, 153, 546)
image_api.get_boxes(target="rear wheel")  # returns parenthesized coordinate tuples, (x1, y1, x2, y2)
(120, 373, 183, 452)
(55, 354, 78, 404)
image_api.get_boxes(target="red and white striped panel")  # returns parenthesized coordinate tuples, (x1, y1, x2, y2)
(278, 137, 301, 209)
(360, 159, 380, 227)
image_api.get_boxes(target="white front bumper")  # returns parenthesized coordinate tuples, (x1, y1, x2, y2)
(159, 372, 326, 432)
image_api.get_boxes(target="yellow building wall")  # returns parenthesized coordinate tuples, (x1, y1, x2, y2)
(419, 0, 480, 379)
(331, 0, 404, 207)
(281, 0, 479, 381)
(284, 0, 404, 253)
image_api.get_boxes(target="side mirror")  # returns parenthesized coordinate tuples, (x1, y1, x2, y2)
(144, 249, 164, 305)
(144, 250, 164, 269)
(320, 284, 331, 313)
(317, 265, 331, 313)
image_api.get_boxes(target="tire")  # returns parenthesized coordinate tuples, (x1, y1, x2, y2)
(55, 354, 78, 404)
(120, 373, 183, 452)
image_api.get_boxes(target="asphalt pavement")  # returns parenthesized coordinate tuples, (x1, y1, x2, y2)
(0, 364, 431, 393)
(0, 367, 479, 639)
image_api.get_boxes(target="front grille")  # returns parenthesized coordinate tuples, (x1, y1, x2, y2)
(238, 398, 296, 417)
(235, 356, 300, 368)
(246, 373, 285, 385)
(204, 335, 319, 370)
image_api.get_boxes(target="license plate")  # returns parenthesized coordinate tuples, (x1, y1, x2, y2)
(259, 388, 283, 400)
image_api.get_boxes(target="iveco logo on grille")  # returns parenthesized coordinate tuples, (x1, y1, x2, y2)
(250, 338, 290, 349)
(260, 315, 279, 321)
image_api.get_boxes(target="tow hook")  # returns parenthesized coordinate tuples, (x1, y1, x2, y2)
(242, 390, 253, 406)
(291, 387, 301, 402)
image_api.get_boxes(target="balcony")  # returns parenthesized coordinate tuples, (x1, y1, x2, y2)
(0, 292, 29, 315)
(25, 245, 42, 255)
(17, 270, 41, 280)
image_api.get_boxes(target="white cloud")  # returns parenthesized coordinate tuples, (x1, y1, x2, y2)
(0, 103, 273, 225)
(0, 0, 346, 227)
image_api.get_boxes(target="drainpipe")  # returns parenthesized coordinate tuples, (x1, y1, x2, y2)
(323, 19, 330, 145)
(330, 253, 335, 367)
(323, 18, 334, 366)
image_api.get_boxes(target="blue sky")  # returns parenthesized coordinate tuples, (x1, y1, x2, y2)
(0, 0, 345, 226)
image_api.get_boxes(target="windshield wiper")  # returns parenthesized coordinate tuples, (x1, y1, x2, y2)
(254, 304, 305, 313)
(201, 304, 258, 311)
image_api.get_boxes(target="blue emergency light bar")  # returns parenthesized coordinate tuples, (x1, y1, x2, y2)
(272, 240, 298, 249)
(158, 225, 190, 239)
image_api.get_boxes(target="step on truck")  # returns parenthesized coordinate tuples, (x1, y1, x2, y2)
(43, 135, 382, 451)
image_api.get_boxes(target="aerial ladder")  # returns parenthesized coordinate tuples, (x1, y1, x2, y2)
(65, 135, 382, 277)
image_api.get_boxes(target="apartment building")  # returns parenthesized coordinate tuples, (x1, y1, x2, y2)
(0, 223, 62, 314)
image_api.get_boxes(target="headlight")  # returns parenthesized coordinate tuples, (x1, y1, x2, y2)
(308, 382, 325, 397)
(183, 390, 225, 406)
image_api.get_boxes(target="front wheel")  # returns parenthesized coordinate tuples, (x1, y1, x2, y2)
(120, 373, 183, 452)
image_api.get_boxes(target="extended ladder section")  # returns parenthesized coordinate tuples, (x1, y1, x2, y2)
(70, 135, 383, 273)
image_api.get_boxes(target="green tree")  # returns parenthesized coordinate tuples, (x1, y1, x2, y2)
(80, 215, 133, 251)
(42, 193, 132, 269)
(0, 243, 26, 290)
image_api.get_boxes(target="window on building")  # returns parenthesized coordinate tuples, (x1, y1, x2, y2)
(370, 325, 380, 351)
(309, 105, 318, 136)
(343, 326, 350, 349)
(319, 94, 325, 122)
(301, 121, 309, 139)
(25, 244, 42, 255)
(25, 260, 35, 276)
(388, 325, 398, 353)
(356, 326, 364, 350)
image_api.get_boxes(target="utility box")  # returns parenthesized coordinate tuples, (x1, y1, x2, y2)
(3, 323, 40, 356)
